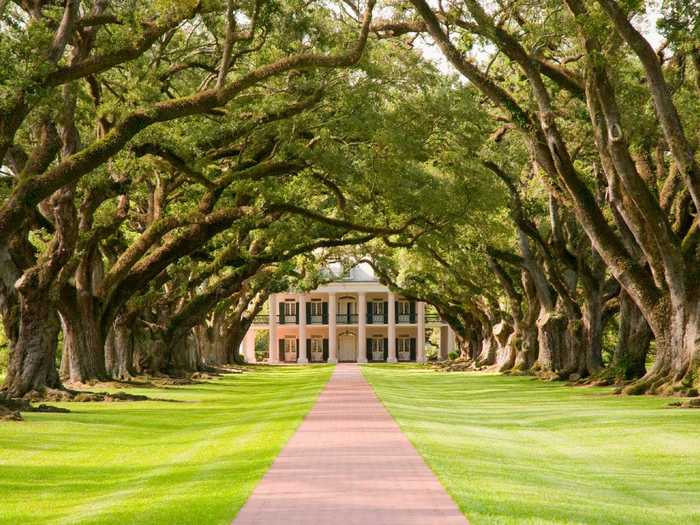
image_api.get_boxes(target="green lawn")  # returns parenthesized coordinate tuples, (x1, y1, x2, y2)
(362, 364, 700, 525)
(0, 365, 333, 525)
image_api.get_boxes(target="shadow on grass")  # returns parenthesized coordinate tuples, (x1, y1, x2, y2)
(362, 365, 700, 525)
(0, 365, 334, 525)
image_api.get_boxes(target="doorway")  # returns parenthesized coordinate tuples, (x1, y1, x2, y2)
(338, 332, 356, 362)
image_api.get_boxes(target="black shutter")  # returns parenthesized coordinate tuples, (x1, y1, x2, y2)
(367, 302, 373, 324)
(323, 338, 329, 361)
(296, 338, 299, 360)
(295, 302, 299, 324)
(410, 301, 416, 323)
(278, 339, 285, 362)
(367, 338, 372, 362)
(383, 337, 388, 361)
(322, 302, 328, 324)
(306, 339, 311, 361)
(383, 301, 388, 324)
(279, 303, 285, 324)
(410, 337, 416, 361)
(395, 301, 399, 323)
(306, 302, 311, 324)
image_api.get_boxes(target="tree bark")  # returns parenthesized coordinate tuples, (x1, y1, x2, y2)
(578, 286, 605, 377)
(610, 291, 651, 381)
(3, 187, 76, 397)
(58, 299, 106, 383)
(3, 280, 61, 397)
(514, 271, 539, 370)
(109, 314, 137, 380)
(494, 320, 517, 371)
(625, 297, 700, 395)
(535, 308, 567, 376)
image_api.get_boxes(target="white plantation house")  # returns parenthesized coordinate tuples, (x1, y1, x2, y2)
(241, 264, 457, 363)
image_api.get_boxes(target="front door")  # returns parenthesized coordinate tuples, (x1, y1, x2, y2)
(284, 339, 297, 362)
(338, 334, 356, 362)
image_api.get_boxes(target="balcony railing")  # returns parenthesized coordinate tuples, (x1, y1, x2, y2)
(336, 313, 359, 324)
(253, 314, 299, 325)
(252, 312, 444, 326)
(369, 314, 386, 324)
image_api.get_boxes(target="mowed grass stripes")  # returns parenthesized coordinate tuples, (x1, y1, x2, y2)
(362, 364, 700, 525)
(0, 365, 333, 525)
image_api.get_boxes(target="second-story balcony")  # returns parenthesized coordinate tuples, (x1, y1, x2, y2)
(252, 308, 445, 326)
(336, 313, 359, 324)
(368, 314, 386, 324)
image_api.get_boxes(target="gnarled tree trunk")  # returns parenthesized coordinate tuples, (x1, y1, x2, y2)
(109, 313, 138, 380)
(610, 292, 651, 381)
(59, 303, 106, 384)
(626, 297, 700, 395)
(4, 276, 61, 397)
(536, 308, 567, 375)
(493, 320, 516, 371)
(514, 271, 539, 370)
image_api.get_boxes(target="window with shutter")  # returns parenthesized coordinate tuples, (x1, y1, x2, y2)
(310, 301, 323, 324)
(372, 301, 385, 324)
(283, 301, 297, 324)
(398, 301, 411, 323)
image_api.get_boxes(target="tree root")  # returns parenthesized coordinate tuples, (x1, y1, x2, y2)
(0, 393, 71, 421)
(621, 369, 700, 397)
(668, 398, 700, 409)
(428, 357, 478, 372)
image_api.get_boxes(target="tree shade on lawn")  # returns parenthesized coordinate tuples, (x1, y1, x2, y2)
(0, 365, 333, 525)
(362, 365, 700, 525)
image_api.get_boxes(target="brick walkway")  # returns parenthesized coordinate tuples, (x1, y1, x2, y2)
(232, 364, 468, 525)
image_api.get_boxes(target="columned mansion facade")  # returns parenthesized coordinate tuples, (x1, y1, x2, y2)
(241, 265, 456, 364)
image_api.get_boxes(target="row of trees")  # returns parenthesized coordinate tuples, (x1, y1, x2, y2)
(0, 0, 480, 400)
(1, 0, 698, 404)
(365, 0, 699, 396)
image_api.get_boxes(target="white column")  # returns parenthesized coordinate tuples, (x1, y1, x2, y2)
(357, 292, 367, 363)
(327, 292, 337, 363)
(268, 294, 279, 363)
(416, 301, 426, 363)
(297, 294, 308, 363)
(387, 291, 397, 363)
(447, 325, 456, 356)
(244, 328, 257, 363)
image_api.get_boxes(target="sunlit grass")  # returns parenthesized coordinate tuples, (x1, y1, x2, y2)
(0, 365, 333, 525)
(363, 364, 700, 525)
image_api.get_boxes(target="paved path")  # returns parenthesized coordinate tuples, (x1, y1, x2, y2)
(233, 364, 468, 525)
